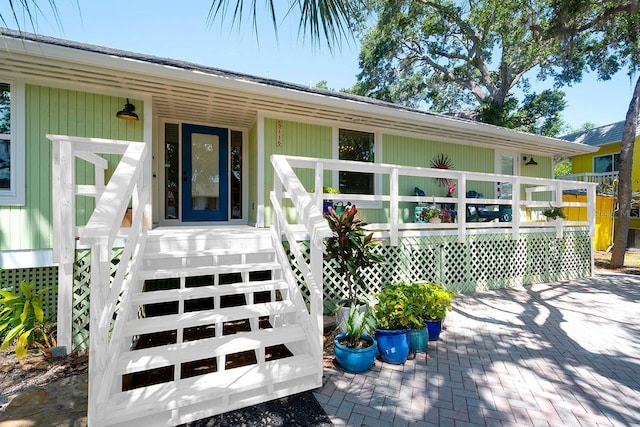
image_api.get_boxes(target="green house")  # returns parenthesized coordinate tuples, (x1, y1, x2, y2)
(0, 28, 598, 426)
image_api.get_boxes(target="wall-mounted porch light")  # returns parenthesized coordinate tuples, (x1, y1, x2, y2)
(116, 98, 139, 121)
(523, 156, 538, 166)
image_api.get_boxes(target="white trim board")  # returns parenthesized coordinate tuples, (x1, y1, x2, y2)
(0, 249, 54, 269)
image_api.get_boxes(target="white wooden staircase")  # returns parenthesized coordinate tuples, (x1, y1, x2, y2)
(96, 228, 321, 426)
(48, 136, 330, 427)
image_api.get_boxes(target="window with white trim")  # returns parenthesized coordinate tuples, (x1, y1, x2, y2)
(593, 152, 620, 173)
(0, 80, 24, 205)
(338, 128, 375, 194)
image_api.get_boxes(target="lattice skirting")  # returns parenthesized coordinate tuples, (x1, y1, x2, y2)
(6, 231, 591, 348)
(72, 248, 124, 351)
(316, 230, 592, 313)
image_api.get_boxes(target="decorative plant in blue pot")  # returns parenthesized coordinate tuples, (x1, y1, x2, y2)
(325, 204, 384, 332)
(401, 282, 430, 353)
(333, 302, 378, 373)
(373, 283, 412, 364)
(420, 283, 456, 341)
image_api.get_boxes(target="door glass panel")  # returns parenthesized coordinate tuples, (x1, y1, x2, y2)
(164, 123, 179, 219)
(191, 133, 220, 211)
(230, 130, 242, 219)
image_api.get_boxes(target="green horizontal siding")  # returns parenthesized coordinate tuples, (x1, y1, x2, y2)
(0, 85, 143, 251)
(359, 134, 496, 223)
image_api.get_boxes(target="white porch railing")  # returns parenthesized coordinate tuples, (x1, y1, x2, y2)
(48, 135, 149, 426)
(561, 172, 619, 196)
(270, 155, 598, 248)
(270, 155, 332, 378)
(561, 171, 619, 189)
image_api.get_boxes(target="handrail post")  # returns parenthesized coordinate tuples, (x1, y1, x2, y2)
(309, 237, 324, 373)
(51, 137, 75, 352)
(587, 183, 597, 276)
(315, 161, 324, 213)
(512, 176, 521, 240)
(87, 239, 110, 426)
(457, 173, 467, 243)
(390, 167, 399, 246)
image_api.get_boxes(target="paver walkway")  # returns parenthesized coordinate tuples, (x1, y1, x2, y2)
(315, 273, 640, 426)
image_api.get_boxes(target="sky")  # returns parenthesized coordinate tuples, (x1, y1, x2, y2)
(0, 0, 635, 134)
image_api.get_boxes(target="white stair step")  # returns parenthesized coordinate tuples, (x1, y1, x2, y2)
(125, 300, 297, 336)
(102, 354, 318, 425)
(117, 324, 307, 374)
(142, 247, 275, 259)
(145, 228, 272, 253)
(131, 279, 288, 305)
(138, 261, 282, 280)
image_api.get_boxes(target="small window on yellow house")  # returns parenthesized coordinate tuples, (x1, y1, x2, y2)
(593, 153, 620, 173)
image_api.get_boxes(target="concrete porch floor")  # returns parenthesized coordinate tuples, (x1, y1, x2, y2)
(316, 273, 640, 426)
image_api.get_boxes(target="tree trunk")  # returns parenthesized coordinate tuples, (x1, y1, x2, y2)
(610, 75, 640, 268)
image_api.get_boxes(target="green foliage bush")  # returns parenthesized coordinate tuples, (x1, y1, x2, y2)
(0, 281, 57, 359)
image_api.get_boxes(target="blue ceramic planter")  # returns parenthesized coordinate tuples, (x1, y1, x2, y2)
(425, 319, 443, 341)
(334, 333, 377, 373)
(375, 328, 410, 364)
(408, 327, 428, 353)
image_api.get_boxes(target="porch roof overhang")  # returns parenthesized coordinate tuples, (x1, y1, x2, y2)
(0, 28, 597, 157)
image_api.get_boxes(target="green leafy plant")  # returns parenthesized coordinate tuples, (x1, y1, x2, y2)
(325, 204, 384, 305)
(374, 282, 417, 330)
(418, 283, 456, 321)
(419, 205, 453, 222)
(0, 281, 57, 359)
(542, 204, 566, 220)
(339, 303, 377, 349)
(323, 186, 340, 195)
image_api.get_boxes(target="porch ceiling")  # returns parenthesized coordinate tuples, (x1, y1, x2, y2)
(0, 32, 596, 157)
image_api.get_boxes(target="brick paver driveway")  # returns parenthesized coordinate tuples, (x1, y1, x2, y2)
(316, 273, 640, 426)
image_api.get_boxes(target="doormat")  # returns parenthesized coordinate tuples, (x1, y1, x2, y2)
(181, 391, 333, 426)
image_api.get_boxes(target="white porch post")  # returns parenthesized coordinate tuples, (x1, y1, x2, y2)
(51, 137, 75, 353)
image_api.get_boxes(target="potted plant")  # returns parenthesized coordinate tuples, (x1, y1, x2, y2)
(418, 205, 453, 224)
(373, 283, 411, 364)
(401, 282, 430, 353)
(325, 204, 384, 332)
(322, 186, 340, 214)
(333, 302, 378, 373)
(419, 283, 456, 341)
(542, 204, 565, 221)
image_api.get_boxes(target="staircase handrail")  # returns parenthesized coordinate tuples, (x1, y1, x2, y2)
(270, 155, 331, 376)
(47, 135, 149, 426)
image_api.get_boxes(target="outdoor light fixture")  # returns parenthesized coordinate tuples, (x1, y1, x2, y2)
(116, 98, 139, 121)
(523, 156, 538, 166)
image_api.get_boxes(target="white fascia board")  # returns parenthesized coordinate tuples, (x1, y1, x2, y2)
(6, 36, 597, 157)
(0, 249, 54, 269)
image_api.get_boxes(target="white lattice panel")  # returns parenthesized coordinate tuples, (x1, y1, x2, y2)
(317, 231, 592, 312)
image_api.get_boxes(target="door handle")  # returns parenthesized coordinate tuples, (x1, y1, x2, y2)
(183, 170, 188, 183)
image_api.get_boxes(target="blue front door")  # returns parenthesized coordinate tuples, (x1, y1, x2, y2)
(182, 124, 228, 221)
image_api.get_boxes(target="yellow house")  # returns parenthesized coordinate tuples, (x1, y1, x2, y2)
(563, 121, 640, 249)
